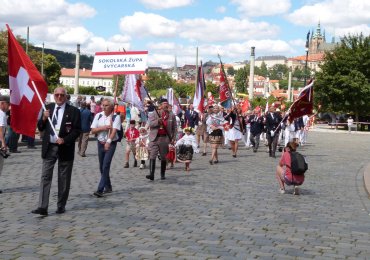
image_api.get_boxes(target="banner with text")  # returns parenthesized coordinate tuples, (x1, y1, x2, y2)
(91, 51, 148, 75)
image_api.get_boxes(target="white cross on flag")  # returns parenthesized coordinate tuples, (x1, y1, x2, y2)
(7, 24, 48, 137)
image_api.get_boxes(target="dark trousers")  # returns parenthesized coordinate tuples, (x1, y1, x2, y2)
(38, 144, 74, 209)
(267, 132, 279, 155)
(97, 141, 117, 193)
(7, 128, 19, 152)
(249, 133, 261, 149)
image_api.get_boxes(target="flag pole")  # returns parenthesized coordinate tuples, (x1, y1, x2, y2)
(218, 54, 244, 132)
(31, 81, 59, 138)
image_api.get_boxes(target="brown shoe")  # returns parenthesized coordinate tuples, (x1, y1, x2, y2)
(124, 162, 129, 168)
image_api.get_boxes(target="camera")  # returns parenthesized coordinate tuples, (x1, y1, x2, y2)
(0, 148, 10, 159)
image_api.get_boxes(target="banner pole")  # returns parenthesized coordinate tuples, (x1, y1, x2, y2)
(31, 81, 58, 138)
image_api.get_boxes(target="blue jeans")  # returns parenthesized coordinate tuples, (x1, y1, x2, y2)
(97, 141, 117, 192)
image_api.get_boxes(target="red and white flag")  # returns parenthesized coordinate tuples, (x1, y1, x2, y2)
(166, 88, 181, 115)
(121, 74, 146, 111)
(193, 64, 205, 113)
(207, 92, 215, 106)
(7, 24, 48, 137)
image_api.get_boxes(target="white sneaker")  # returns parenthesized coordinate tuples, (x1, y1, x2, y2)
(279, 188, 285, 194)
(293, 186, 299, 195)
(139, 164, 145, 169)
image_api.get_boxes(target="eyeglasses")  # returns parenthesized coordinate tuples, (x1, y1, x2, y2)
(54, 94, 65, 97)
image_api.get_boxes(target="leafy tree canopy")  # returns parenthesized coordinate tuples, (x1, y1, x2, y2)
(315, 34, 370, 121)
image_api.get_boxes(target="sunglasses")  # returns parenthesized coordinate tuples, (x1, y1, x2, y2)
(54, 94, 65, 97)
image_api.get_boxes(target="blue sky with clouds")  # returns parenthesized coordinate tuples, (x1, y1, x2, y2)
(1, 0, 369, 68)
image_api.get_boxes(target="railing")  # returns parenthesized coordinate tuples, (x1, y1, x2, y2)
(327, 122, 370, 131)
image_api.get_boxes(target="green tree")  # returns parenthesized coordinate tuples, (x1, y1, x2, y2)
(205, 81, 219, 97)
(28, 49, 61, 90)
(269, 64, 289, 80)
(315, 34, 370, 121)
(145, 70, 175, 92)
(173, 82, 194, 98)
(112, 75, 125, 96)
(234, 65, 250, 94)
(0, 31, 7, 88)
(260, 61, 269, 77)
(227, 66, 236, 76)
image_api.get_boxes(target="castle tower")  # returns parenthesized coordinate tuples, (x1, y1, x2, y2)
(309, 22, 325, 54)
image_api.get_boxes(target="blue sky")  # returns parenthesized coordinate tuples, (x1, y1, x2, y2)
(1, 0, 369, 68)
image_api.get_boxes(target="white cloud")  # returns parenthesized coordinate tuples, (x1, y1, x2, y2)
(287, 0, 370, 32)
(180, 17, 279, 42)
(289, 39, 306, 47)
(120, 12, 179, 38)
(120, 13, 280, 43)
(139, 0, 193, 10)
(216, 6, 226, 13)
(0, 0, 96, 26)
(231, 0, 291, 17)
(146, 42, 177, 50)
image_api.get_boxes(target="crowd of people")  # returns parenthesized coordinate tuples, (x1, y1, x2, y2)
(0, 87, 312, 216)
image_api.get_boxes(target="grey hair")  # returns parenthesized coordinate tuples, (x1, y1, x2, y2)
(102, 98, 114, 109)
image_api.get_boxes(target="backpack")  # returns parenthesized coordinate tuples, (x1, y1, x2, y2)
(290, 151, 308, 175)
(97, 113, 123, 142)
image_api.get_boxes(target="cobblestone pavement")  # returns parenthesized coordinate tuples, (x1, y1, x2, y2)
(1, 131, 370, 259)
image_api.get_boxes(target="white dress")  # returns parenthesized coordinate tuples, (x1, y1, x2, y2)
(228, 118, 243, 141)
(175, 134, 199, 162)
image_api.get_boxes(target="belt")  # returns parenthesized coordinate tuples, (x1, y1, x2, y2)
(49, 143, 59, 146)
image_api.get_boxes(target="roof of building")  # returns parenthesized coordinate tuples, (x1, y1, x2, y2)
(288, 53, 325, 62)
(61, 68, 112, 78)
(256, 55, 287, 61)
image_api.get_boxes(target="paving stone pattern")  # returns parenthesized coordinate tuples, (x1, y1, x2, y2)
(0, 131, 370, 259)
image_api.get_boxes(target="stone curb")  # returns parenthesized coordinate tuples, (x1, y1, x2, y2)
(364, 163, 370, 198)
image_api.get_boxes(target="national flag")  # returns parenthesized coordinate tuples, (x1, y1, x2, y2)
(166, 88, 181, 115)
(241, 99, 250, 114)
(207, 92, 215, 106)
(193, 63, 206, 113)
(7, 24, 48, 137)
(219, 64, 232, 109)
(288, 80, 314, 121)
(121, 74, 145, 111)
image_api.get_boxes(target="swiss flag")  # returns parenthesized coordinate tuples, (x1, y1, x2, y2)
(7, 25, 48, 137)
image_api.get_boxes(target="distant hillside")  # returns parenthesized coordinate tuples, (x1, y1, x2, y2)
(33, 47, 94, 69)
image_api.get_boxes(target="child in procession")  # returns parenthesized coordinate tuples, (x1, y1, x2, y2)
(175, 127, 199, 171)
(135, 126, 149, 169)
(124, 120, 139, 168)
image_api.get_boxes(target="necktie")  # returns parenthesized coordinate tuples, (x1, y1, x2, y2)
(51, 106, 61, 136)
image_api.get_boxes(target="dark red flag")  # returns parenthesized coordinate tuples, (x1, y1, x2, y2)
(289, 80, 314, 121)
(7, 24, 48, 137)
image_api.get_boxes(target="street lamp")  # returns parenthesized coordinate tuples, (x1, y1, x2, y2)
(303, 31, 310, 87)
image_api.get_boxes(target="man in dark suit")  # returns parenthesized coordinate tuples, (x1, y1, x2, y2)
(32, 87, 81, 216)
(248, 109, 264, 153)
(184, 104, 199, 129)
(146, 98, 176, 181)
(265, 106, 282, 158)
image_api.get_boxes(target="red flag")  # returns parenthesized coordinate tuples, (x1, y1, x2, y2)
(289, 80, 314, 121)
(219, 65, 232, 108)
(241, 99, 250, 113)
(207, 92, 215, 106)
(7, 24, 48, 137)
